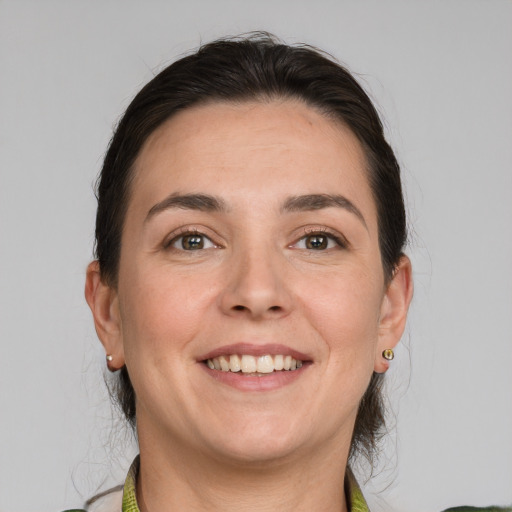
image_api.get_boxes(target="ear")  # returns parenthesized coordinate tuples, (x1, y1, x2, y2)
(85, 261, 125, 371)
(374, 255, 413, 373)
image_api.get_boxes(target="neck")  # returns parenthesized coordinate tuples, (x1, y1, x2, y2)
(136, 429, 351, 512)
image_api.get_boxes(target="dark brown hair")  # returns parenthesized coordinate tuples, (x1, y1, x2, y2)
(95, 33, 407, 464)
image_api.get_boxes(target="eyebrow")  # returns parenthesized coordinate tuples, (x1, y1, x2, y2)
(281, 194, 367, 229)
(146, 193, 228, 221)
(146, 192, 367, 229)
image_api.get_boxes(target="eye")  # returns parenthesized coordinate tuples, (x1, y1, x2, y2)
(168, 232, 216, 251)
(293, 231, 346, 251)
(304, 234, 331, 250)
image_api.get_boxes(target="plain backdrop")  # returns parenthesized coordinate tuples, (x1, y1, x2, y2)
(1, 1, 511, 511)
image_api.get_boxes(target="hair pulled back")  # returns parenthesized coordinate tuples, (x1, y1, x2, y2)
(94, 32, 407, 464)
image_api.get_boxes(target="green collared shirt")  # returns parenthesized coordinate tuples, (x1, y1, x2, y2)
(121, 456, 370, 512)
(64, 457, 511, 512)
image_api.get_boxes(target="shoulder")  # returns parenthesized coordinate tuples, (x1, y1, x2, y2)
(442, 507, 512, 511)
(61, 486, 123, 512)
(87, 487, 123, 512)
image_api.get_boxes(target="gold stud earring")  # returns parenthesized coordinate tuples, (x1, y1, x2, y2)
(382, 349, 394, 361)
(106, 354, 113, 362)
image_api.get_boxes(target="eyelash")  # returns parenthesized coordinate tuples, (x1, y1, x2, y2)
(164, 228, 219, 252)
(292, 228, 348, 251)
(164, 226, 348, 253)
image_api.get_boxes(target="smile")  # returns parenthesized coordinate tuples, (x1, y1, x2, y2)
(205, 354, 303, 375)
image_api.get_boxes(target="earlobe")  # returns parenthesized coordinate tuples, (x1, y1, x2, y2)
(85, 261, 125, 370)
(374, 255, 413, 373)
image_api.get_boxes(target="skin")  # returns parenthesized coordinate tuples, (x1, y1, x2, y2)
(86, 99, 413, 512)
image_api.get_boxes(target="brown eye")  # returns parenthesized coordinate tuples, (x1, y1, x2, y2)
(169, 233, 216, 251)
(181, 234, 204, 250)
(292, 231, 345, 251)
(305, 234, 328, 250)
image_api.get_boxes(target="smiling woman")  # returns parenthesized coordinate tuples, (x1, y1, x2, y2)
(76, 33, 504, 512)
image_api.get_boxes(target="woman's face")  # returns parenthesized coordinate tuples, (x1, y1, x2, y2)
(94, 100, 410, 464)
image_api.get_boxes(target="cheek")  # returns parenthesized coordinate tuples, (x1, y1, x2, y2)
(118, 265, 217, 360)
(297, 265, 383, 361)
(290, 265, 384, 435)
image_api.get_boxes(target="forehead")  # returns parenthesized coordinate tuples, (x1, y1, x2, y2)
(131, 99, 377, 228)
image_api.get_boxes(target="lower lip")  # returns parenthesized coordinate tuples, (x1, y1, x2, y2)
(199, 363, 310, 391)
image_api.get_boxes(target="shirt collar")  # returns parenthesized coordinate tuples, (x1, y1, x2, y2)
(122, 455, 370, 512)
(122, 456, 139, 512)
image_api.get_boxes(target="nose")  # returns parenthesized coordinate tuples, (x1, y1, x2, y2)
(219, 245, 292, 320)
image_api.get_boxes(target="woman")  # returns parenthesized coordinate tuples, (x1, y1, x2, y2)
(80, 33, 503, 512)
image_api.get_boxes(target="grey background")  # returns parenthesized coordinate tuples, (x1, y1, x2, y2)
(1, 1, 511, 511)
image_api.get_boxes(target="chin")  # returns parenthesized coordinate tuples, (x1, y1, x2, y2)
(209, 437, 302, 467)
(199, 414, 312, 466)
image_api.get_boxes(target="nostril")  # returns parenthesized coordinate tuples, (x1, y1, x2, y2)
(231, 304, 281, 313)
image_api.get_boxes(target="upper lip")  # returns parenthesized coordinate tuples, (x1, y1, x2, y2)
(198, 343, 312, 362)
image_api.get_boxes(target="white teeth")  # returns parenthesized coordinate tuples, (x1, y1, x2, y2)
(241, 354, 257, 373)
(218, 355, 230, 371)
(257, 355, 274, 374)
(229, 354, 241, 372)
(205, 354, 304, 373)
